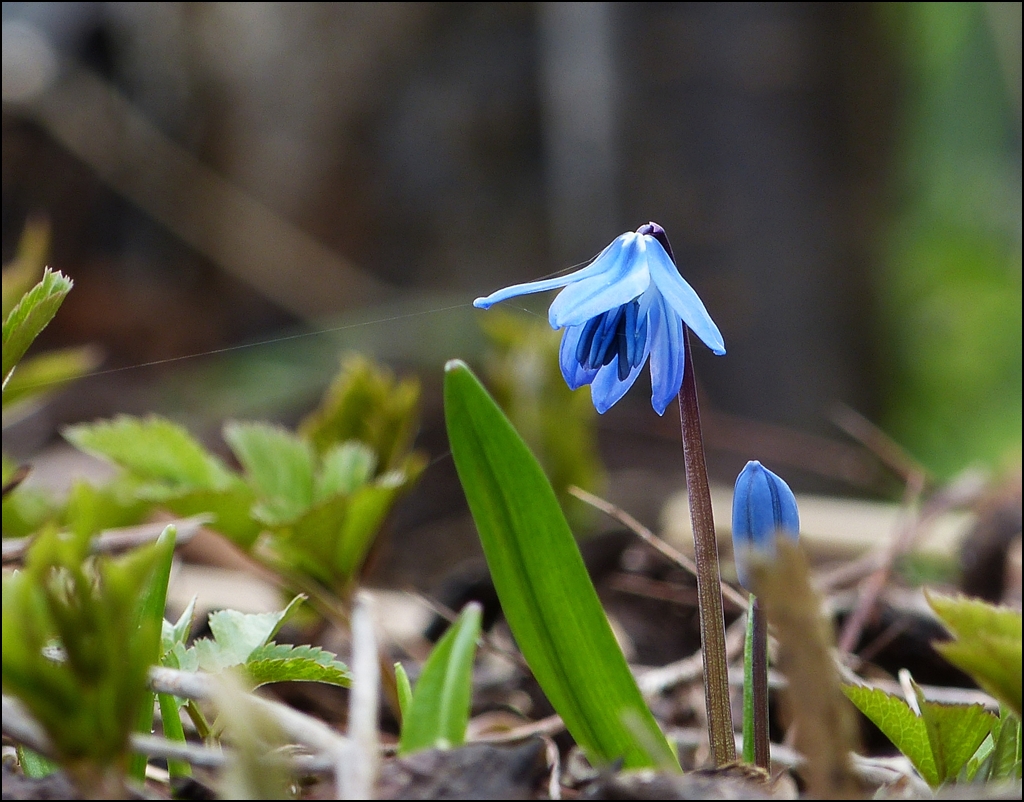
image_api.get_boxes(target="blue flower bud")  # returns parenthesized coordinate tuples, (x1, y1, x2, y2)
(731, 460, 800, 592)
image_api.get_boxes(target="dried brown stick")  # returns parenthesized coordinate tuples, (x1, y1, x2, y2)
(837, 468, 985, 654)
(568, 485, 749, 612)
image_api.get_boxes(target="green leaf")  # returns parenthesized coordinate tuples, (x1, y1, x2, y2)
(989, 709, 1022, 781)
(298, 353, 421, 471)
(224, 421, 315, 524)
(843, 685, 938, 787)
(2, 528, 169, 773)
(399, 602, 482, 754)
(443, 360, 678, 771)
(333, 479, 406, 580)
(395, 662, 413, 722)
(164, 484, 262, 549)
(62, 479, 150, 540)
(2, 267, 72, 386)
(64, 415, 234, 492)
(316, 441, 377, 499)
(192, 596, 305, 671)
(162, 597, 197, 655)
(244, 643, 351, 688)
(914, 681, 997, 784)
(926, 592, 1022, 717)
(266, 475, 413, 592)
(16, 746, 60, 779)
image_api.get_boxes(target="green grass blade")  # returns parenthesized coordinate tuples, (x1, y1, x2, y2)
(443, 360, 678, 770)
(395, 662, 413, 723)
(742, 595, 756, 765)
(128, 525, 177, 783)
(399, 602, 482, 754)
(157, 692, 191, 779)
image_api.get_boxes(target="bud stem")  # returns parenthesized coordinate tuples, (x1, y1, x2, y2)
(743, 594, 770, 770)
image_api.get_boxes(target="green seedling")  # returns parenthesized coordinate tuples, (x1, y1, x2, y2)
(2, 525, 174, 796)
(398, 602, 482, 754)
(64, 355, 425, 598)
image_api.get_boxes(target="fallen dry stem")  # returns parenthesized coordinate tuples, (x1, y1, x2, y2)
(568, 485, 749, 612)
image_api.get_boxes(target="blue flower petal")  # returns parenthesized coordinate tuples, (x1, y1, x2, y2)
(558, 324, 599, 389)
(644, 237, 726, 355)
(589, 327, 651, 413)
(548, 234, 650, 328)
(647, 293, 685, 415)
(473, 235, 632, 309)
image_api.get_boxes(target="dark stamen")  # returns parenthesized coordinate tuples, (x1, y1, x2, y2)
(576, 316, 603, 367)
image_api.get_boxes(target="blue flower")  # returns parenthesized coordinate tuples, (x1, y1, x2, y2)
(731, 460, 800, 592)
(473, 223, 725, 415)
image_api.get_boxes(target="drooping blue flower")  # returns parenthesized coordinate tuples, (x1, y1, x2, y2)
(731, 460, 800, 592)
(473, 223, 725, 415)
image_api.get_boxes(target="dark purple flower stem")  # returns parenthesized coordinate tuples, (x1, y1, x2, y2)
(678, 332, 736, 765)
(642, 221, 734, 764)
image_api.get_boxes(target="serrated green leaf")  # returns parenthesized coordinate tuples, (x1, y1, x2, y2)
(927, 592, 1022, 716)
(333, 480, 407, 581)
(298, 353, 421, 471)
(64, 415, 234, 492)
(2, 267, 72, 386)
(162, 597, 197, 655)
(443, 360, 678, 771)
(164, 641, 199, 673)
(843, 685, 938, 786)
(399, 603, 481, 754)
(193, 596, 305, 671)
(224, 421, 315, 524)
(268, 494, 351, 588)
(266, 473, 415, 591)
(244, 643, 351, 688)
(914, 680, 997, 784)
(316, 441, 377, 499)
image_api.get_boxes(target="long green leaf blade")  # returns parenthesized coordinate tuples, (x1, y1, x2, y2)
(129, 525, 177, 783)
(399, 602, 482, 754)
(443, 360, 678, 770)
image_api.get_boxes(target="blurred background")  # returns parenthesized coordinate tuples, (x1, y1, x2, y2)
(2, 2, 1020, 517)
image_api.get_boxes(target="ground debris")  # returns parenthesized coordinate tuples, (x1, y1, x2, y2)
(577, 764, 775, 800)
(376, 739, 547, 800)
